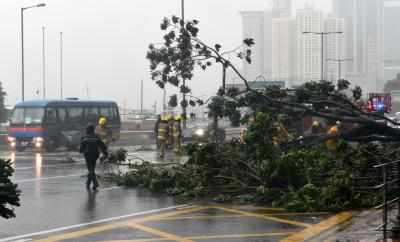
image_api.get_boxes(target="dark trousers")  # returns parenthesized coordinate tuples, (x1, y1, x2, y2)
(84, 154, 99, 188)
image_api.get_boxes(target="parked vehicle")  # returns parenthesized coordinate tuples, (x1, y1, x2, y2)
(7, 99, 121, 152)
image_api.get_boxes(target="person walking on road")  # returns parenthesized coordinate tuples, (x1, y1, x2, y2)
(80, 124, 108, 191)
(173, 115, 183, 154)
(157, 117, 169, 158)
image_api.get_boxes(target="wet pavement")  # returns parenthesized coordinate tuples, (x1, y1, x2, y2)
(0, 132, 355, 242)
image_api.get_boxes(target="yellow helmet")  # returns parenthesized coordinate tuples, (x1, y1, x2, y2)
(99, 117, 107, 126)
(175, 114, 182, 121)
(312, 121, 320, 127)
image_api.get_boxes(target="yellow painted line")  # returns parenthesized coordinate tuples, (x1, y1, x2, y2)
(103, 239, 172, 242)
(157, 214, 245, 220)
(188, 232, 295, 240)
(212, 206, 311, 228)
(128, 222, 195, 242)
(32, 222, 127, 242)
(136, 206, 208, 222)
(102, 232, 296, 242)
(280, 211, 353, 242)
(32, 206, 207, 242)
(157, 212, 330, 221)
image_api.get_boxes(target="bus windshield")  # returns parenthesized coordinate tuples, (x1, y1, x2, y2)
(11, 108, 45, 125)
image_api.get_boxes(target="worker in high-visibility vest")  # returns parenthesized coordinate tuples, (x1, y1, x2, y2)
(166, 115, 174, 149)
(173, 115, 183, 153)
(157, 117, 169, 158)
(326, 121, 341, 151)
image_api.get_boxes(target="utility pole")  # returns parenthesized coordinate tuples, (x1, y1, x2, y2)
(42, 26, 46, 100)
(140, 79, 143, 114)
(163, 88, 166, 112)
(59, 32, 63, 100)
(302, 31, 343, 80)
(181, 0, 187, 128)
(21, 3, 46, 101)
(326, 58, 353, 81)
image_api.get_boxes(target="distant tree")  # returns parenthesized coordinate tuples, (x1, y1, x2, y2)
(384, 73, 400, 93)
(0, 82, 7, 122)
(0, 159, 21, 219)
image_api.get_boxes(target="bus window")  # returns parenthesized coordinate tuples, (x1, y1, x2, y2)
(99, 107, 113, 121)
(57, 108, 67, 123)
(68, 107, 84, 123)
(46, 108, 57, 123)
(85, 107, 99, 123)
(11, 108, 45, 125)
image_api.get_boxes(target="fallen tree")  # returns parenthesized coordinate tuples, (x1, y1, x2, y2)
(124, 16, 400, 211)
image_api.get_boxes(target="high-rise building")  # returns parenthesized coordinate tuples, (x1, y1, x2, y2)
(325, 16, 345, 82)
(384, 0, 400, 81)
(241, 0, 293, 82)
(240, 11, 265, 82)
(271, 18, 296, 83)
(333, 0, 384, 93)
(295, 8, 324, 85)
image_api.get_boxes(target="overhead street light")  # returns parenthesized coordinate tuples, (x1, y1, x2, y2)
(302, 31, 344, 81)
(21, 3, 46, 101)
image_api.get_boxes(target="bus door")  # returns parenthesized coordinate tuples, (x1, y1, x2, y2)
(44, 107, 59, 147)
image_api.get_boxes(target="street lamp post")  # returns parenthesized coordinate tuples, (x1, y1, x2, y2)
(326, 58, 353, 81)
(180, 0, 187, 128)
(21, 3, 46, 102)
(302, 31, 343, 81)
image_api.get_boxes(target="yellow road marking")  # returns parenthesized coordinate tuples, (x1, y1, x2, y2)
(280, 211, 353, 242)
(32, 206, 207, 242)
(188, 232, 295, 240)
(33, 222, 127, 242)
(128, 222, 194, 242)
(157, 212, 330, 221)
(102, 232, 297, 242)
(212, 206, 311, 228)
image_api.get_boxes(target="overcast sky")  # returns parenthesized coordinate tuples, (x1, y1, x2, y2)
(0, 0, 331, 110)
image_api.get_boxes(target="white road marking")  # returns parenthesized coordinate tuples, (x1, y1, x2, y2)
(15, 174, 86, 183)
(0, 204, 189, 242)
(100, 186, 123, 191)
(15, 163, 85, 171)
(9, 239, 32, 242)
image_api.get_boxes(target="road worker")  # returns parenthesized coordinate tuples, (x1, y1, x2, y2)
(311, 120, 323, 135)
(326, 121, 341, 151)
(154, 114, 162, 149)
(95, 117, 113, 147)
(80, 124, 108, 191)
(157, 117, 169, 158)
(173, 115, 183, 153)
(167, 114, 174, 149)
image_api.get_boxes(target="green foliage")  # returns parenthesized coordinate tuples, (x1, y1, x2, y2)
(0, 159, 21, 219)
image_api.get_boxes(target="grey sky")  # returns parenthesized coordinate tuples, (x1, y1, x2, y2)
(0, 0, 331, 109)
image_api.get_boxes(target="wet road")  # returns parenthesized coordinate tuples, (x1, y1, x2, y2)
(0, 132, 354, 242)
(0, 147, 180, 240)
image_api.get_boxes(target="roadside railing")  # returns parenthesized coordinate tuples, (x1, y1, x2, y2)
(374, 160, 400, 240)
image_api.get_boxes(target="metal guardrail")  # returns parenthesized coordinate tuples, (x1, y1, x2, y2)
(374, 160, 400, 240)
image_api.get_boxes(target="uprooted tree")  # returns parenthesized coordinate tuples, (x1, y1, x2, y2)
(130, 16, 400, 211)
